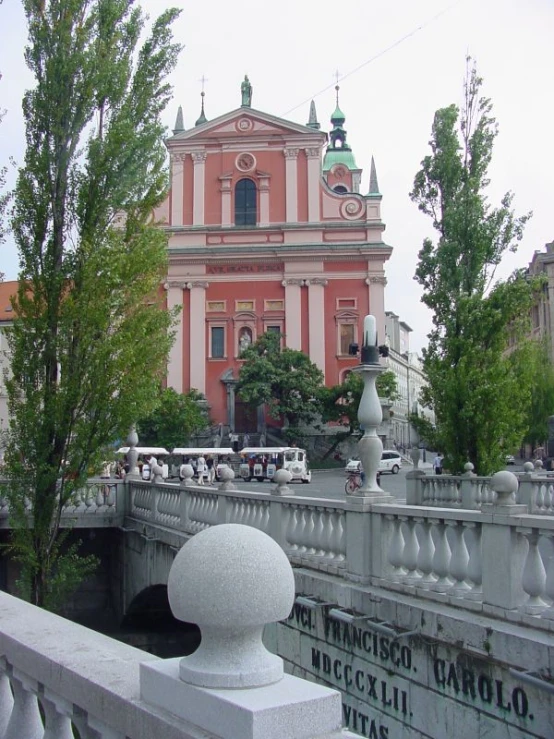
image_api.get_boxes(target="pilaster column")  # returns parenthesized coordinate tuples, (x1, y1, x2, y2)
(305, 147, 321, 223)
(282, 278, 303, 350)
(188, 281, 209, 394)
(192, 151, 207, 226)
(219, 174, 232, 226)
(258, 173, 271, 226)
(170, 153, 185, 226)
(307, 278, 327, 378)
(165, 283, 185, 393)
(366, 274, 387, 344)
(283, 148, 299, 223)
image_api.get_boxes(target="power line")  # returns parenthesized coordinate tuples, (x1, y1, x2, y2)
(282, 0, 465, 117)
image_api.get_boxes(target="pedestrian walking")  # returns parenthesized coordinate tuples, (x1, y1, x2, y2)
(230, 432, 239, 453)
(206, 456, 216, 484)
(433, 453, 443, 475)
(196, 455, 206, 484)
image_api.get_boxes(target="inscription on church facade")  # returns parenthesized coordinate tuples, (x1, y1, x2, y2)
(206, 263, 282, 274)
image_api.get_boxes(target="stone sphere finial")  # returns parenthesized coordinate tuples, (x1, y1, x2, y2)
(523, 461, 535, 474)
(534, 458, 544, 471)
(168, 524, 295, 688)
(463, 462, 475, 476)
(218, 464, 236, 491)
(490, 470, 519, 506)
(272, 468, 294, 496)
(180, 464, 194, 487)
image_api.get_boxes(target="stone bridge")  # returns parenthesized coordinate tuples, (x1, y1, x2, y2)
(119, 470, 554, 738)
(1, 470, 554, 738)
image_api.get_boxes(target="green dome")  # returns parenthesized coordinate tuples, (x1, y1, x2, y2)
(323, 148, 358, 172)
(331, 104, 346, 125)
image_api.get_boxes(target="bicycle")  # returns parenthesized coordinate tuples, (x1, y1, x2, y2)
(345, 472, 362, 494)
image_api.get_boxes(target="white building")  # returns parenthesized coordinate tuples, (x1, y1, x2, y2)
(384, 311, 433, 448)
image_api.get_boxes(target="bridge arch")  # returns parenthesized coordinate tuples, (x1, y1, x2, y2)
(121, 584, 200, 658)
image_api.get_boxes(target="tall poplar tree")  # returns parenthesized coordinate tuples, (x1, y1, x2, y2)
(411, 60, 539, 474)
(6, 0, 181, 608)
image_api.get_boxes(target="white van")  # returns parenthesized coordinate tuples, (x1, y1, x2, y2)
(238, 447, 311, 483)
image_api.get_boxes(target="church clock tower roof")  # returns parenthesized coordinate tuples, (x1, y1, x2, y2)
(323, 85, 358, 172)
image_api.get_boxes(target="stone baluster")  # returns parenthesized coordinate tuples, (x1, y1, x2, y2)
(41, 692, 74, 739)
(319, 508, 334, 558)
(448, 521, 471, 595)
(0, 658, 13, 735)
(106, 483, 116, 508)
(431, 520, 452, 593)
(464, 521, 483, 601)
(4, 669, 43, 739)
(94, 485, 103, 509)
(481, 471, 527, 610)
(283, 504, 299, 553)
(542, 540, 554, 620)
(304, 508, 316, 555)
(387, 515, 406, 583)
(400, 516, 421, 584)
(296, 508, 309, 554)
(336, 510, 347, 562)
(519, 528, 548, 614)
(415, 517, 436, 589)
(314, 508, 329, 557)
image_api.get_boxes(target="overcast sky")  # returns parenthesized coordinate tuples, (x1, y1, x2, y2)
(1, 0, 553, 352)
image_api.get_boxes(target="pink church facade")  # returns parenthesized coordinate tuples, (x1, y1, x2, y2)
(155, 83, 392, 431)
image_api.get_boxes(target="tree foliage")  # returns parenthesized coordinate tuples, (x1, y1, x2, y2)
(321, 369, 399, 432)
(137, 388, 210, 449)
(5, 0, 181, 608)
(411, 59, 539, 474)
(237, 332, 324, 441)
(522, 341, 554, 449)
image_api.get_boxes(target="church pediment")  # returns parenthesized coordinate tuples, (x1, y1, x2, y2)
(167, 107, 327, 145)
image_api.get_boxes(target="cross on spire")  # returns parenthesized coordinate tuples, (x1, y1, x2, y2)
(195, 75, 208, 127)
(334, 69, 342, 103)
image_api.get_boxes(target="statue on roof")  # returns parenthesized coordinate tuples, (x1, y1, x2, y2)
(241, 75, 252, 107)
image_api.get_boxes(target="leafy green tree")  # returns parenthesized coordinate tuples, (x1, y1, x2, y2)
(5, 0, 181, 609)
(522, 341, 554, 450)
(411, 59, 539, 474)
(137, 388, 210, 449)
(319, 368, 399, 458)
(237, 332, 324, 442)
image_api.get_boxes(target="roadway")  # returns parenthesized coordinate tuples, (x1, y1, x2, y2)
(234, 465, 412, 501)
(232, 461, 527, 502)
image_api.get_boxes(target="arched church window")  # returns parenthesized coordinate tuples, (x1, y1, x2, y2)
(333, 185, 348, 194)
(235, 178, 257, 226)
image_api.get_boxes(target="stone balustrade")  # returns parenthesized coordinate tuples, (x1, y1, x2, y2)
(126, 474, 554, 631)
(0, 478, 124, 528)
(410, 464, 554, 514)
(0, 526, 357, 739)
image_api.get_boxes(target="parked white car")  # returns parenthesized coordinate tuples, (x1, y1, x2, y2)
(345, 450, 402, 475)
